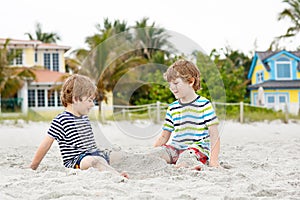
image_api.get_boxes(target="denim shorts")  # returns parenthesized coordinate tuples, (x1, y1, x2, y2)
(74, 150, 110, 169)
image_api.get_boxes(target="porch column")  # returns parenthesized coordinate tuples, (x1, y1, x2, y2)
(21, 81, 28, 115)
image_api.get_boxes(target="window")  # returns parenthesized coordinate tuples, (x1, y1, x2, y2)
(44, 53, 51, 70)
(28, 89, 63, 107)
(267, 96, 275, 103)
(43, 52, 60, 71)
(48, 90, 55, 107)
(35, 52, 38, 63)
(57, 90, 62, 106)
(28, 90, 35, 107)
(275, 57, 291, 79)
(265, 93, 288, 111)
(37, 89, 45, 107)
(52, 53, 59, 71)
(15, 49, 23, 65)
(9, 49, 23, 65)
(279, 95, 286, 103)
(256, 71, 264, 83)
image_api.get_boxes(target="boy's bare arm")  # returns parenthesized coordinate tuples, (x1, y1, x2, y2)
(153, 130, 171, 147)
(208, 124, 220, 167)
(30, 135, 54, 170)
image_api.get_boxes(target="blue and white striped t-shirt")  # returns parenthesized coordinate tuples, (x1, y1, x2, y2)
(163, 95, 219, 158)
(48, 111, 99, 168)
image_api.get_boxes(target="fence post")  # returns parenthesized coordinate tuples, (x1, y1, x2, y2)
(240, 101, 244, 123)
(212, 102, 216, 111)
(156, 101, 161, 122)
(148, 105, 151, 118)
(122, 109, 126, 120)
(284, 102, 289, 123)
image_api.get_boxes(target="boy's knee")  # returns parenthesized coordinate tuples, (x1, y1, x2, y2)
(91, 157, 108, 168)
(80, 156, 108, 170)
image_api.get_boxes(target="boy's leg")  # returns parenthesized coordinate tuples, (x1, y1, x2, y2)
(80, 156, 113, 171)
(147, 146, 173, 164)
(80, 156, 128, 178)
(176, 149, 206, 170)
(109, 150, 126, 165)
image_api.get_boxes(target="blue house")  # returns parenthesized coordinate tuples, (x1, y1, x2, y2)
(248, 50, 300, 115)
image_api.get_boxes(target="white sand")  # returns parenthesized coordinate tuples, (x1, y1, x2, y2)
(0, 119, 300, 199)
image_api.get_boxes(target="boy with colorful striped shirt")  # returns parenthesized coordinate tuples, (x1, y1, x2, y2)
(153, 59, 220, 169)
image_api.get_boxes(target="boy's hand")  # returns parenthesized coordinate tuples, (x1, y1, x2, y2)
(30, 163, 39, 170)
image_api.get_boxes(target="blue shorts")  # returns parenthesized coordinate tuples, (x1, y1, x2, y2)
(74, 150, 110, 169)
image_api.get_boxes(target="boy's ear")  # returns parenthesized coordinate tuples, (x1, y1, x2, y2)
(189, 78, 195, 86)
(72, 97, 78, 104)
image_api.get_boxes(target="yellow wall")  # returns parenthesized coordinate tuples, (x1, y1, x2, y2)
(24, 48, 35, 66)
(289, 90, 299, 103)
(251, 60, 270, 84)
(59, 51, 66, 72)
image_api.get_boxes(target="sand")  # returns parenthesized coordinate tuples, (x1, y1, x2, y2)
(0, 119, 300, 200)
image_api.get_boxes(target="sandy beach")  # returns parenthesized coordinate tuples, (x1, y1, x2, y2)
(0, 119, 300, 200)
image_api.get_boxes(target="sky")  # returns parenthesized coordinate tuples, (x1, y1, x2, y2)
(1, 0, 296, 56)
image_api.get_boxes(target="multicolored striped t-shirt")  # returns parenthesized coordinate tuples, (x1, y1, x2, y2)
(163, 95, 219, 159)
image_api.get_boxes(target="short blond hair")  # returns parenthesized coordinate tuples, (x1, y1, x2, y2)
(60, 74, 97, 107)
(164, 59, 201, 91)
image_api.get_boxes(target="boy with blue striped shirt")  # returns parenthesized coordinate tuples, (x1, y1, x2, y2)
(30, 74, 128, 178)
(153, 59, 220, 170)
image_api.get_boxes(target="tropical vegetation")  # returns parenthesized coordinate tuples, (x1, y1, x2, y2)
(25, 22, 61, 43)
(271, 0, 300, 50)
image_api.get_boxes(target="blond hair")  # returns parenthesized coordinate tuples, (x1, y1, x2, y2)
(60, 74, 97, 107)
(164, 59, 201, 91)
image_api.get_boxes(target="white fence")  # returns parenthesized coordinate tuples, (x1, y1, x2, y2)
(103, 101, 292, 123)
(108, 101, 169, 122)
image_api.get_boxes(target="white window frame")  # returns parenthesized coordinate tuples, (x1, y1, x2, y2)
(256, 70, 264, 83)
(265, 93, 289, 111)
(266, 94, 276, 108)
(28, 88, 63, 108)
(10, 49, 24, 66)
(43, 51, 60, 71)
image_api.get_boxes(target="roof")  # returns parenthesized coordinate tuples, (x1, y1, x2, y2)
(0, 38, 70, 51)
(0, 38, 41, 45)
(248, 50, 300, 79)
(31, 69, 68, 84)
(36, 43, 70, 50)
(248, 80, 300, 90)
(256, 50, 300, 60)
(15, 67, 68, 84)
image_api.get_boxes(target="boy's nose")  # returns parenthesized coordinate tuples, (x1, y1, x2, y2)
(90, 101, 95, 107)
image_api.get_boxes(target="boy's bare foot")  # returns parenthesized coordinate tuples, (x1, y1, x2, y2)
(191, 165, 202, 171)
(120, 171, 129, 179)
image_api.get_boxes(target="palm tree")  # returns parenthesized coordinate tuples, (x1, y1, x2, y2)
(25, 22, 61, 43)
(0, 39, 35, 112)
(78, 19, 146, 110)
(270, 0, 300, 50)
(74, 18, 177, 112)
(133, 17, 175, 59)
